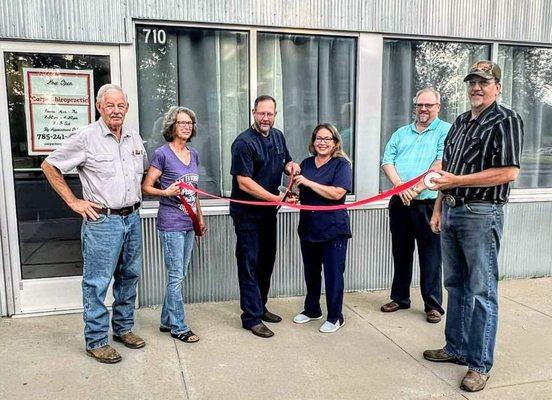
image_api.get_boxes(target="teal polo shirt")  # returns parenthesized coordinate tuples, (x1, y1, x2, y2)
(381, 117, 451, 200)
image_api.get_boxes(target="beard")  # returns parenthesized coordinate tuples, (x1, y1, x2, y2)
(470, 96, 484, 108)
(416, 112, 430, 124)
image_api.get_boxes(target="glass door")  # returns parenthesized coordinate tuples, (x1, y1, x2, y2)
(0, 42, 120, 314)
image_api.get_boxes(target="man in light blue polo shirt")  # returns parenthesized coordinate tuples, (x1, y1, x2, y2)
(380, 87, 451, 323)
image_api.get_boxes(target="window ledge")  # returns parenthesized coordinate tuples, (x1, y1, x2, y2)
(509, 188, 552, 203)
(139, 188, 552, 218)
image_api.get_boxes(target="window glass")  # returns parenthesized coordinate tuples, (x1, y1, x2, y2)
(380, 40, 490, 190)
(4, 52, 111, 278)
(499, 45, 552, 188)
(257, 33, 356, 171)
(136, 25, 249, 195)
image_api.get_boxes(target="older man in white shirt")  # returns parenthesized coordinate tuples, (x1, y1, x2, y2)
(42, 84, 147, 364)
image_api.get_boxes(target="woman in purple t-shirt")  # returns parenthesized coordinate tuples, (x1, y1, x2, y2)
(142, 106, 205, 343)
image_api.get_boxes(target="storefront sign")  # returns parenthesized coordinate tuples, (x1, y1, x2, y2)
(23, 68, 94, 155)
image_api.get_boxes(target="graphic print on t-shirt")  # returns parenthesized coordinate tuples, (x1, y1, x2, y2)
(176, 172, 199, 212)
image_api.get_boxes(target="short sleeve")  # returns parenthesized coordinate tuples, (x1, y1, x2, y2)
(282, 135, 292, 164)
(332, 158, 353, 193)
(381, 130, 399, 166)
(230, 139, 254, 177)
(299, 158, 308, 172)
(191, 147, 200, 167)
(140, 137, 149, 170)
(491, 115, 524, 168)
(45, 131, 86, 173)
(150, 147, 166, 173)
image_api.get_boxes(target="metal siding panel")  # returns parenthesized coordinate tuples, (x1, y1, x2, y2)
(1, 0, 551, 44)
(138, 202, 552, 307)
(500, 202, 552, 279)
(0, 0, 125, 43)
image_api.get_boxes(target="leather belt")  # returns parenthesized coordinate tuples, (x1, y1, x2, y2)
(98, 202, 141, 216)
(409, 198, 436, 205)
(443, 195, 500, 208)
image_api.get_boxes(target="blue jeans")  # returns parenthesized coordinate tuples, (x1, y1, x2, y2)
(441, 203, 504, 374)
(81, 212, 142, 350)
(159, 230, 195, 334)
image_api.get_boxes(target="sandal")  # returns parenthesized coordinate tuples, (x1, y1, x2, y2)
(171, 330, 200, 343)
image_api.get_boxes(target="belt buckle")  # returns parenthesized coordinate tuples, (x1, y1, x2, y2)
(443, 195, 456, 207)
(120, 207, 132, 216)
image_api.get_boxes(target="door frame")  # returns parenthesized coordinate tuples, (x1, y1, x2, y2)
(0, 40, 121, 315)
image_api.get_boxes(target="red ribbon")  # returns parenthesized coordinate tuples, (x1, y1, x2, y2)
(177, 194, 204, 236)
(177, 170, 430, 213)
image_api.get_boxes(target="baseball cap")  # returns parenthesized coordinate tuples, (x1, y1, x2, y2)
(463, 60, 501, 82)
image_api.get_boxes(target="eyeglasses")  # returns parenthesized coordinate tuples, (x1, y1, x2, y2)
(176, 121, 195, 127)
(314, 137, 335, 143)
(414, 103, 438, 109)
(467, 79, 495, 88)
(254, 112, 276, 118)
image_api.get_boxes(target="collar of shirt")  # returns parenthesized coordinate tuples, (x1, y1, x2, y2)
(410, 117, 442, 134)
(251, 124, 273, 138)
(460, 101, 499, 126)
(98, 117, 131, 139)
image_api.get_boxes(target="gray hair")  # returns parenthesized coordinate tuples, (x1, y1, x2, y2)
(96, 83, 128, 104)
(413, 87, 441, 104)
(162, 106, 197, 142)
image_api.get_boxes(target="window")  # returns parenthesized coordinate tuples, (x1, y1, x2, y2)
(4, 52, 111, 278)
(257, 33, 356, 166)
(499, 45, 552, 188)
(136, 25, 249, 195)
(136, 26, 357, 196)
(380, 39, 490, 190)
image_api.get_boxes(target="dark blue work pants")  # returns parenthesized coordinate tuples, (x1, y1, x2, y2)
(388, 196, 444, 314)
(300, 236, 348, 324)
(232, 213, 278, 329)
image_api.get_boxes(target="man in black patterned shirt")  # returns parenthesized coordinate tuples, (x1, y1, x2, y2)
(422, 61, 524, 392)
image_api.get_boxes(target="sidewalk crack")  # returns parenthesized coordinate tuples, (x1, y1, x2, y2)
(173, 340, 192, 400)
(502, 296, 552, 319)
(485, 377, 552, 390)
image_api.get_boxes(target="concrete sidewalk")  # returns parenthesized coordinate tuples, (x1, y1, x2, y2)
(1, 278, 552, 400)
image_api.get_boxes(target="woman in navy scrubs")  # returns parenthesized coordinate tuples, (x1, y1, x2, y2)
(293, 123, 352, 333)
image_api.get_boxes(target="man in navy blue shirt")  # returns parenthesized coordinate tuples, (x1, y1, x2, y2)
(230, 95, 300, 338)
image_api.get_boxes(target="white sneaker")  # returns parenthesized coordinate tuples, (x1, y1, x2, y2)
(319, 320, 345, 333)
(293, 313, 323, 324)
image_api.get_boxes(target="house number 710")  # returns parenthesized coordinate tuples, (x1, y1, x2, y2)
(143, 29, 166, 44)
